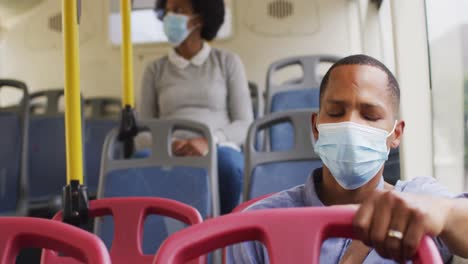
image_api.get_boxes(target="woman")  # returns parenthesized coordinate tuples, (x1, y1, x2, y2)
(139, 0, 254, 214)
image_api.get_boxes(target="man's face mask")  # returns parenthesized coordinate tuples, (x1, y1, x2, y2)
(163, 12, 198, 47)
(313, 120, 397, 190)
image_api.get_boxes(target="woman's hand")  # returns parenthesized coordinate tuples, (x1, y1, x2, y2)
(172, 139, 188, 156)
(173, 137, 208, 156)
(352, 190, 453, 262)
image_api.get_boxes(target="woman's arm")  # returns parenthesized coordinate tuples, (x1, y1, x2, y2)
(139, 62, 159, 119)
(215, 52, 254, 145)
(134, 63, 159, 152)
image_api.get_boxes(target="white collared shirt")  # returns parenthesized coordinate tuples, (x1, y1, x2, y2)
(140, 43, 253, 150)
(165, 42, 240, 151)
(168, 42, 212, 69)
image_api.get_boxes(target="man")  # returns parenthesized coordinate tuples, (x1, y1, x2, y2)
(227, 55, 468, 263)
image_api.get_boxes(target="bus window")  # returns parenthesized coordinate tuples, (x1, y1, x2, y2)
(426, 0, 468, 192)
(108, 0, 233, 45)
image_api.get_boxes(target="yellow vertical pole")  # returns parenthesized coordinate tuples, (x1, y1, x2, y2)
(121, 0, 135, 108)
(62, 0, 84, 184)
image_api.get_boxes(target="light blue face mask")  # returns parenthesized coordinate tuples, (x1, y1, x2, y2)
(163, 12, 196, 47)
(313, 121, 397, 190)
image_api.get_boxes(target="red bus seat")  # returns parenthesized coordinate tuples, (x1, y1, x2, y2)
(154, 207, 443, 264)
(232, 194, 274, 213)
(42, 197, 204, 264)
(0, 217, 110, 264)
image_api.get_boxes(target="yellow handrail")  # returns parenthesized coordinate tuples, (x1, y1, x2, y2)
(121, 0, 135, 108)
(62, 0, 84, 184)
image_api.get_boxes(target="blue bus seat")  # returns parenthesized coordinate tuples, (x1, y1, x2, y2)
(84, 97, 121, 119)
(28, 115, 66, 206)
(84, 97, 120, 196)
(270, 88, 320, 113)
(265, 55, 340, 152)
(28, 90, 83, 213)
(96, 119, 219, 254)
(84, 118, 117, 197)
(244, 110, 322, 200)
(265, 55, 340, 114)
(0, 80, 29, 216)
(248, 81, 262, 119)
(29, 90, 64, 115)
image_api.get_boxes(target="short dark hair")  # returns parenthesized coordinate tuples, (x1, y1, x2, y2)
(155, 0, 225, 41)
(319, 54, 400, 114)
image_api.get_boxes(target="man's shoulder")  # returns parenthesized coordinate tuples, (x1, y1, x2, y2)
(395, 176, 455, 198)
(245, 185, 306, 212)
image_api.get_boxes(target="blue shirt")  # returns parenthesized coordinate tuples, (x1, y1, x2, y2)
(227, 169, 468, 263)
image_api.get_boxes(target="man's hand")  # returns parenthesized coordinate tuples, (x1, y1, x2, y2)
(352, 190, 452, 262)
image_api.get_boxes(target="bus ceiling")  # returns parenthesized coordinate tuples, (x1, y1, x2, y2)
(0, 0, 44, 25)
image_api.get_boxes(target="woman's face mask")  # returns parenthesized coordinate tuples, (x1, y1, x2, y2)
(163, 12, 198, 47)
(313, 120, 397, 190)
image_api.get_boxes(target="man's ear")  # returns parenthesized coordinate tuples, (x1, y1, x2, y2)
(311, 112, 319, 141)
(390, 120, 405, 149)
